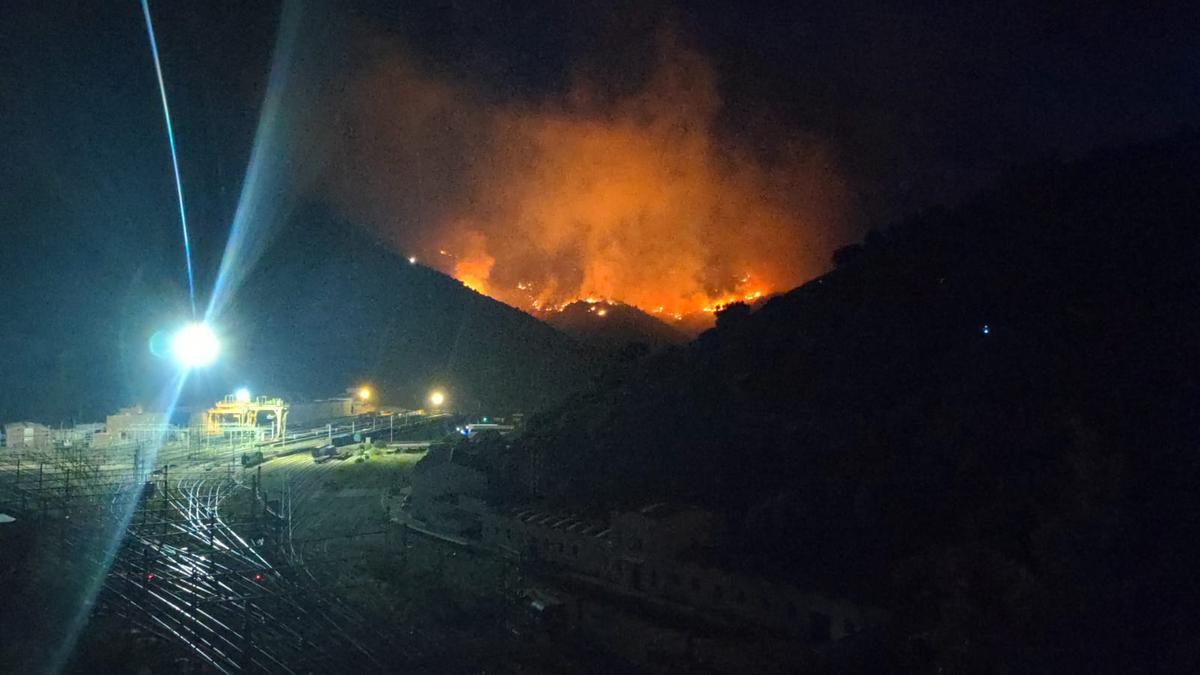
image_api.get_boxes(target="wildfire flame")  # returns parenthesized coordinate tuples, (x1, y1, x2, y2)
(325, 28, 850, 328)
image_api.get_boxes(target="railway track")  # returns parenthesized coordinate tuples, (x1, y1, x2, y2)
(1, 451, 391, 673)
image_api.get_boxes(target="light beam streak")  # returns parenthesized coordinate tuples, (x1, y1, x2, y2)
(47, 369, 190, 673)
(205, 1, 311, 323)
(141, 0, 197, 317)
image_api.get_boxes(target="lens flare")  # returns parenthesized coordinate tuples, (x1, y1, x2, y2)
(141, 0, 197, 317)
(171, 322, 219, 368)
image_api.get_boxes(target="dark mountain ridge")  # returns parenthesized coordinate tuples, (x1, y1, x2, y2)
(541, 300, 689, 351)
(221, 205, 602, 413)
(469, 134, 1200, 671)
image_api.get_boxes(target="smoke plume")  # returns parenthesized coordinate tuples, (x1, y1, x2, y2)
(322, 29, 851, 323)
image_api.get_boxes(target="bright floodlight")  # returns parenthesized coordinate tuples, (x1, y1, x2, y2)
(171, 322, 219, 368)
(429, 390, 446, 407)
(358, 386, 372, 401)
(235, 387, 251, 403)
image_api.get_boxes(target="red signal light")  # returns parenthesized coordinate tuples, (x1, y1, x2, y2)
(146, 573, 155, 581)
(254, 573, 263, 582)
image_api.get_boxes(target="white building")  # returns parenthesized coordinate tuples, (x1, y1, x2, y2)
(4, 422, 50, 450)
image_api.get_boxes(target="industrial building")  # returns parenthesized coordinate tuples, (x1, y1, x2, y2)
(3, 422, 50, 450)
(288, 397, 374, 427)
(90, 407, 174, 448)
(49, 423, 105, 448)
(477, 503, 879, 643)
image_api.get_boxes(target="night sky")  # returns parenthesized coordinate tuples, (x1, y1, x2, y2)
(1, 0, 1197, 421)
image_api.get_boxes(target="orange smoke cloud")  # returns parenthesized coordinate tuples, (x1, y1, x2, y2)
(324, 30, 851, 323)
(452, 230, 495, 295)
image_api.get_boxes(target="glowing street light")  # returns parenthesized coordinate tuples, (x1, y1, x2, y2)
(429, 390, 446, 408)
(358, 386, 372, 401)
(171, 322, 219, 368)
(235, 388, 251, 403)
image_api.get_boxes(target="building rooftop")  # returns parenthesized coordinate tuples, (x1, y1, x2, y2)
(506, 507, 610, 538)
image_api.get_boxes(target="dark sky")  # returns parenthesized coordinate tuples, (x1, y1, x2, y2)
(1, 0, 1197, 422)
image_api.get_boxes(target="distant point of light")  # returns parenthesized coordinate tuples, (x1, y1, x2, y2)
(981, 324, 991, 336)
(429, 390, 446, 407)
(141, 0, 197, 317)
(171, 323, 219, 368)
(408, 256, 417, 265)
(235, 387, 251, 403)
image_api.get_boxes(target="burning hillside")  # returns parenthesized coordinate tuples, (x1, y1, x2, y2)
(324, 30, 851, 326)
(542, 299, 689, 350)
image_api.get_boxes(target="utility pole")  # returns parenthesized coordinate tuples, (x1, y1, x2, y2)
(252, 466, 260, 526)
(390, 413, 394, 442)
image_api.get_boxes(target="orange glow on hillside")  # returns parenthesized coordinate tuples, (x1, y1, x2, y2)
(326, 31, 850, 327)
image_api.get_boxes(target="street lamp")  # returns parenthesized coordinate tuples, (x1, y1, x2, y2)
(171, 322, 219, 368)
(429, 390, 446, 408)
(235, 387, 251, 403)
(358, 386, 372, 401)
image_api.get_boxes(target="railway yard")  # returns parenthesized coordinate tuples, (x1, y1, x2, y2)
(0, 414, 610, 674)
